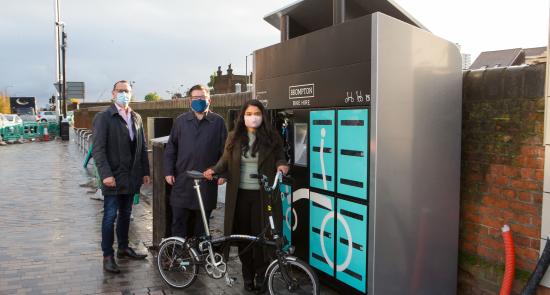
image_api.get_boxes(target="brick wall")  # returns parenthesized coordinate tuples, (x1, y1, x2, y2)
(459, 63, 546, 294)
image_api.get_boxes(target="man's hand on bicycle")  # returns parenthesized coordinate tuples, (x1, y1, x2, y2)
(203, 168, 226, 185)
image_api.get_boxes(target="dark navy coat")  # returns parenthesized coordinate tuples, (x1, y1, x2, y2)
(92, 104, 150, 196)
(163, 111, 227, 210)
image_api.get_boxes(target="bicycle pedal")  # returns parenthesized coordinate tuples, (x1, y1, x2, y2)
(224, 273, 236, 286)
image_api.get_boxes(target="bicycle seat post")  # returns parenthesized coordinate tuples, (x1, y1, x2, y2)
(192, 178, 211, 238)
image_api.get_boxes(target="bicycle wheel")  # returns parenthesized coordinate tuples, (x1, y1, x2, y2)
(157, 239, 198, 288)
(267, 257, 319, 295)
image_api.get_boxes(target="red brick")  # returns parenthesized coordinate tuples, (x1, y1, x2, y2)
(461, 241, 476, 253)
(533, 193, 543, 204)
(511, 180, 540, 191)
(479, 205, 499, 216)
(521, 168, 535, 180)
(510, 201, 540, 215)
(530, 238, 541, 250)
(488, 228, 501, 238)
(519, 192, 533, 203)
(501, 189, 516, 200)
(535, 169, 544, 181)
(490, 164, 505, 174)
(480, 235, 503, 251)
(480, 215, 505, 229)
(477, 245, 500, 261)
(511, 224, 540, 238)
(467, 173, 484, 183)
(489, 187, 502, 196)
(515, 214, 533, 226)
(515, 246, 540, 262)
(514, 235, 531, 248)
(503, 166, 520, 177)
(527, 158, 544, 169)
(495, 175, 510, 186)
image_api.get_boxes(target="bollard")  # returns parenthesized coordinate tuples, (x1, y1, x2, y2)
(43, 126, 49, 141)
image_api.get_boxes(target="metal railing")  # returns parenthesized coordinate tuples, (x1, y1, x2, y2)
(73, 128, 93, 154)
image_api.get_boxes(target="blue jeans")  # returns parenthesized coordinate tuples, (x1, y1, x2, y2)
(101, 194, 133, 257)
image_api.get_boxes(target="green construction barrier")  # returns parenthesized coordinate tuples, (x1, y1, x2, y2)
(22, 122, 39, 140)
(36, 122, 60, 138)
(2, 124, 23, 141)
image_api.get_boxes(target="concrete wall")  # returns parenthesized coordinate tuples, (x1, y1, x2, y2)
(74, 92, 252, 135)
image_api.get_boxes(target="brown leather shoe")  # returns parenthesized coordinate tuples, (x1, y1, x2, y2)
(103, 256, 120, 273)
(117, 247, 147, 260)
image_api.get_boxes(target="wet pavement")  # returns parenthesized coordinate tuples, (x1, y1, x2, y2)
(0, 138, 338, 295)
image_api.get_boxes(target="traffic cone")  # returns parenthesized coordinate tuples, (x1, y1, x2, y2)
(43, 126, 49, 141)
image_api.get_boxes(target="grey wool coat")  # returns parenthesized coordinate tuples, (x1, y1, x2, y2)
(212, 131, 288, 239)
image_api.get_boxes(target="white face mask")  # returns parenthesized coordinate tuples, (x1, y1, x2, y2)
(244, 115, 262, 128)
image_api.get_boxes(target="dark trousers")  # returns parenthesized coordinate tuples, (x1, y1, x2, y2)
(235, 189, 268, 282)
(102, 194, 133, 257)
(171, 207, 212, 238)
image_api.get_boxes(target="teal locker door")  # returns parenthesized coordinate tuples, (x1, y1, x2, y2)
(336, 199, 368, 292)
(310, 110, 335, 192)
(309, 192, 335, 276)
(280, 183, 292, 250)
(337, 109, 369, 200)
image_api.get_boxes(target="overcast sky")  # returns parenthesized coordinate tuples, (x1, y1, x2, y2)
(0, 0, 547, 108)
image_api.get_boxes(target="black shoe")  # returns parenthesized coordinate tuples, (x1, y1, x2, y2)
(244, 280, 255, 292)
(254, 275, 266, 294)
(117, 247, 147, 260)
(103, 256, 120, 274)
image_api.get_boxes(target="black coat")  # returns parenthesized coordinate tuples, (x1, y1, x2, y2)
(92, 104, 150, 196)
(163, 111, 227, 210)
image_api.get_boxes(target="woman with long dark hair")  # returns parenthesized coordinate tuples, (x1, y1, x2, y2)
(204, 99, 289, 293)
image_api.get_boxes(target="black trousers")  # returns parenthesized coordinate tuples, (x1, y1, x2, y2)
(235, 189, 268, 282)
(171, 207, 212, 238)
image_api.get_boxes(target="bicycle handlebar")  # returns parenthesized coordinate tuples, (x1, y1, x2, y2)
(260, 171, 283, 193)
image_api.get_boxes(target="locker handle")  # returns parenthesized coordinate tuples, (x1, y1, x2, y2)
(313, 120, 332, 125)
(313, 173, 332, 181)
(313, 147, 333, 153)
(312, 227, 332, 238)
(340, 149, 364, 157)
(341, 120, 364, 126)
(340, 209, 364, 221)
(339, 237, 364, 251)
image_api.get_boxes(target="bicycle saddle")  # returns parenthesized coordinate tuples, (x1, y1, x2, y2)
(186, 170, 206, 179)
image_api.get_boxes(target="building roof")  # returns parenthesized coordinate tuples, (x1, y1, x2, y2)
(524, 46, 547, 57)
(470, 47, 547, 69)
(470, 48, 523, 69)
(264, 0, 427, 35)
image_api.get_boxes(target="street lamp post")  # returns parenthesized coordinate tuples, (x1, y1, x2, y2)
(245, 53, 253, 86)
(60, 24, 67, 118)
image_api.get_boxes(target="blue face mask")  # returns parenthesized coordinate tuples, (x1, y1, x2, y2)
(116, 92, 131, 107)
(191, 99, 208, 113)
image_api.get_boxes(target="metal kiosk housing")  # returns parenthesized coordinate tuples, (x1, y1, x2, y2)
(253, 0, 462, 294)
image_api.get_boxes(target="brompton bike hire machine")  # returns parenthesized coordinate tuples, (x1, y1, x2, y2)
(253, 0, 462, 294)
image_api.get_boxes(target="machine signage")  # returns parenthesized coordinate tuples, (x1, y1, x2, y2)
(289, 84, 315, 100)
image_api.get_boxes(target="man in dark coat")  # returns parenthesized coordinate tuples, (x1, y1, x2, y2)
(92, 80, 150, 274)
(164, 84, 227, 239)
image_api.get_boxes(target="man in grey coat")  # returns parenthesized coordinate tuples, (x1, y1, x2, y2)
(92, 80, 150, 274)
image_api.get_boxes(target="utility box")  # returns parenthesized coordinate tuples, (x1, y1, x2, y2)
(254, 1, 462, 294)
